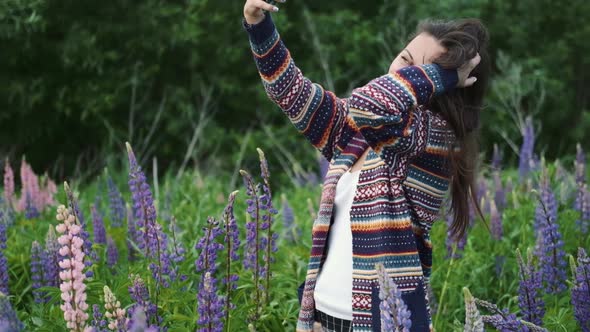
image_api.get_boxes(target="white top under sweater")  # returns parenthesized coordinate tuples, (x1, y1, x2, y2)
(313, 169, 360, 320)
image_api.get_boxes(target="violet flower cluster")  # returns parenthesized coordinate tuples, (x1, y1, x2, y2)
(91, 304, 107, 332)
(375, 262, 412, 332)
(221, 190, 240, 317)
(490, 199, 503, 241)
(534, 175, 567, 294)
(106, 236, 118, 270)
(91, 204, 106, 246)
(516, 248, 545, 326)
(127, 274, 160, 330)
(571, 247, 590, 331)
(55, 203, 90, 331)
(43, 227, 61, 292)
(518, 116, 538, 182)
(106, 175, 126, 228)
(31, 241, 44, 303)
(195, 217, 225, 332)
(280, 193, 301, 243)
(127, 305, 158, 332)
(126, 143, 174, 288)
(0, 291, 24, 332)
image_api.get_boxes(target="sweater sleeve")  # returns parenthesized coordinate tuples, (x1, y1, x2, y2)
(347, 64, 458, 167)
(242, 12, 354, 163)
(242, 12, 459, 166)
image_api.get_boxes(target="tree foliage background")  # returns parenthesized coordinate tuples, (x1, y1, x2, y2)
(1, 0, 589, 185)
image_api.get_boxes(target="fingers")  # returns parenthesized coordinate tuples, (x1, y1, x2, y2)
(253, 0, 280, 12)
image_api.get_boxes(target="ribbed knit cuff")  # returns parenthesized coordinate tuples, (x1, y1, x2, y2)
(421, 63, 459, 96)
(242, 11, 275, 46)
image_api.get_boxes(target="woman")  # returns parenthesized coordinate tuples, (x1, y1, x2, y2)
(242, 1, 490, 331)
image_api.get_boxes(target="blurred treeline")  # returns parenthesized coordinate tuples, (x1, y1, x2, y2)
(1, 0, 588, 186)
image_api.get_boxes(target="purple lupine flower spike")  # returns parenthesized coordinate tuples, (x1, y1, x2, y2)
(106, 235, 118, 270)
(571, 247, 590, 331)
(106, 173, 125, 228)
(195, 217, 225, 332)
(42, 227, 61, 292)
(91, 204, 106, 245)
(222, 191, 241, 323)
(31, 241, 44, 303)
(493, 171, 506, 211)
(516, 248, 545, 326)
(0, 292, 24, 331)
(534, 171, 567, 294)
(375, 262, 412, 332)
(281, 193, 301, 243)
(491, 143, 502, 172)
(518, 116, 536, 181)
(127, 274, 160, 330)
(490, 200, 503, 241)
(126, 142, 173, 288)
(91, 303, 108, 332)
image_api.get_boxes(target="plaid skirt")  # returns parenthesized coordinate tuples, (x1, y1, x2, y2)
(315, 309, 352, 332)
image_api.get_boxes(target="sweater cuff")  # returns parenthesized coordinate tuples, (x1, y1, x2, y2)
(242, 11, 275, 46)
(421, 63, 459, 96)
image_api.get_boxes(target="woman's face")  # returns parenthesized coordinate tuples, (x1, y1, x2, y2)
(388, 32, 446, 75)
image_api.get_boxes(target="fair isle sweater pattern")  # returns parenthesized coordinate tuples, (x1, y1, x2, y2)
(243, 12, 458, 332)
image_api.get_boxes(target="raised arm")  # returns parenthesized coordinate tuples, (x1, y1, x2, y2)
(242, 11, 355, 163)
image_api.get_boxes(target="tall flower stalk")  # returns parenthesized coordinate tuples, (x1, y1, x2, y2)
(222, 190, 240, 332)
(463, 287, 484, 332)
(256, 148, 279, 306)
(570, 247, 590, 331)
(31, 241, 44, 303)
(516, 248, 545, 326)
(55, 200, 90, 332)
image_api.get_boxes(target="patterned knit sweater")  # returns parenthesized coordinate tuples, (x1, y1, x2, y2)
(243, 12, 459, 332)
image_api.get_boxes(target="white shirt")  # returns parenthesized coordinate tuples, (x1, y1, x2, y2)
(314, 169, 360, 320)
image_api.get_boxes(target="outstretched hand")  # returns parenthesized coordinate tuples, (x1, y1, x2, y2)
(244, 0, 286, 25)
(456, 53, 481, 88)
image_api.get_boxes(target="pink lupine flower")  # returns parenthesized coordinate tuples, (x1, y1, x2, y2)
(55, 202, 90, 332)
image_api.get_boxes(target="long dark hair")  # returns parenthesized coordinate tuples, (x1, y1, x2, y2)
(409, 18, 492, 241)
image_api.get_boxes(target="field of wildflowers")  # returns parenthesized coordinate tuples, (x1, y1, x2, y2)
(0, 117, 588, 331)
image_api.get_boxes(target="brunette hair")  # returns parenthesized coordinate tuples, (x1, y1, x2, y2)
(409, 18, 492, 241)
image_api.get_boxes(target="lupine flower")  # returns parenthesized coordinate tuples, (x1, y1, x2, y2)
(127, 274, 159, 330)
(103, 285, 127, 330)
(24, 192, 40, 219)
(375, 262, 412, 332)
(106, 175, 125, 228)
(516, 248, 545, 326)
(64, 184, 94, 279)
(3, 160, 14, 210)
(570, 247, 590, 331)
(493, 171, 506, 211)
(575, 143, 586, 186)
(491, 143, 502, 172)
(221, 191, 241, 323)
(43, 227, 61, 290)
(474, 297, 547, 332)
(167, 216, 186, 274)
(126, 305, 158, 332)
(490, 200, 503, 241)
(0, 214, 7, 295)
(534, 173, 567, 294)
(91, 204, 106, 246)
(91, 304, 108, 332)
(197, 271, 225, 332)
(126, 143, 173, 288)
(463, 287, 484, 332)
(281, 193, 301, 243)
(576, 184, 590, 236)
(445, 207, 466, 259)
(31, 241, 44, 303)
(55, 203, 90, 331)
(518, 116, 537, 181)
(106, 236, 118, 270)
(126, 203, 138, 263)
(257, 148, 279, 305)
(0, 291, 24, 332)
